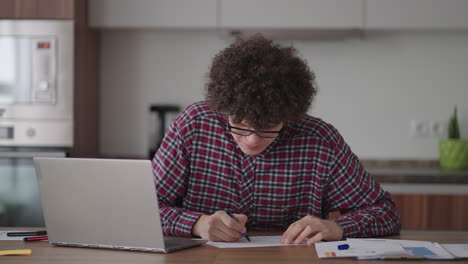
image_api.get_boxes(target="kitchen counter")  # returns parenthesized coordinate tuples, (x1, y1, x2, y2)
(367, 167, 468, 184)
(362, 159, 468, 184)
(361, 160, 468, 194)
(367, 168, 468, 194)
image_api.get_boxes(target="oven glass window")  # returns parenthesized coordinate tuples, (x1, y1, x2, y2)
(0, 156, 44, 227)
(0, 37, 33, 104)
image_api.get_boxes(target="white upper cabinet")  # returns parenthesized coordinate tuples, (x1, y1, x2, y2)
(89, 0, 468, 31)
(366, 0, 468, 29)
(220, 0, 364, 29)
(89, 0, 217, 29)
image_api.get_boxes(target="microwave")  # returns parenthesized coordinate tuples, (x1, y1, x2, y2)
(0, 20, 74, 147)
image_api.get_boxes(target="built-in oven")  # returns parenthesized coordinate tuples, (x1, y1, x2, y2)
(0, 20, 74, 226)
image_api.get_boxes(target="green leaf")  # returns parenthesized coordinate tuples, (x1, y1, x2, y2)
(448, 106, 460, 139)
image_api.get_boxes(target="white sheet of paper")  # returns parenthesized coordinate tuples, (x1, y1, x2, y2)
(442, 244, 468, 258)
(395, 239, 454, 259)
(206, 235, 305, 248)
(347, 239, 455, 260)
(315, 239, 406, 258)
(0, 230, 29, 241)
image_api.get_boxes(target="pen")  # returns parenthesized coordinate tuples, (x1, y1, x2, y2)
(7, 230, 47, 237)
(23, 235, 48, 242)
(227, 211, 251, 242)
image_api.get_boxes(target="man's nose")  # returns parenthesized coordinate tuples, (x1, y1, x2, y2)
(245, 133, 262, 144)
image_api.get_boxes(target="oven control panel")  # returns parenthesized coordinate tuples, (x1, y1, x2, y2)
(0, 126, 13, 139)
(0, 122, 72, 147)
(32, 38, 57, 104)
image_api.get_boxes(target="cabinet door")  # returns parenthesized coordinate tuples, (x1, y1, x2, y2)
(90, 0, 217, 29)
(220, 0, 363, 29)
(366, 0, 468, 29)
(36, 0, 74, 19)
(391, 194, 468, 230)
(0, 0, 15, 18)
(73, 0, 99, 157)
(1, 0, 73, 19)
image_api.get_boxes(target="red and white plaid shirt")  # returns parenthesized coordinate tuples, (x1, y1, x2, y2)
(153, 101, 400, 238)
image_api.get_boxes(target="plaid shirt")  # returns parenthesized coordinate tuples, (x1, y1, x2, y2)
(153, 101, 400, 238)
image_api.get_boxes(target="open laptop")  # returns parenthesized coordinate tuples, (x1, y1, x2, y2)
(33, 157, 206, 253)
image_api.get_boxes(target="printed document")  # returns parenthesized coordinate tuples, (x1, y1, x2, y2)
(315, 239, 406, 258)
(442, 244, 468, 258)
(316, 238, 457, 260)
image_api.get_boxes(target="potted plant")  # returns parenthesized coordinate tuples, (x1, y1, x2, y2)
(439, 106, 468, 170)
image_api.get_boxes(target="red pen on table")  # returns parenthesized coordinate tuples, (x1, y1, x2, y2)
(23, 235, 48, 242)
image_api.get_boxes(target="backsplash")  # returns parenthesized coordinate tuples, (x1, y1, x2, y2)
(98, 31, 468, 159)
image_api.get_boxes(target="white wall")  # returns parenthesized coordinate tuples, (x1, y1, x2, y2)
(99, 30, 468, 159)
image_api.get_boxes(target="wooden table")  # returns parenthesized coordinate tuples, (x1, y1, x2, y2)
(1, 230, 467, 264)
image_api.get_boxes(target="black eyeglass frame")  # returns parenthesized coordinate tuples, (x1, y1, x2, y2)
(227, 123, 283, 138)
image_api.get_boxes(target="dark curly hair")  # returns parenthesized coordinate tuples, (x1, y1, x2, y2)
(205, 34, 317, 130)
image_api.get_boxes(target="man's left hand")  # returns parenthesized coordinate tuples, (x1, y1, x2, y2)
(280, 215, 343, 245)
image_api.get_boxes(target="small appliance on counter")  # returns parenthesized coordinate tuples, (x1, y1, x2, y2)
(0, 20, 74, 226)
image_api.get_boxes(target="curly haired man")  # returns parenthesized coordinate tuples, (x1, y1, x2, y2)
(152, 35, 400, 245)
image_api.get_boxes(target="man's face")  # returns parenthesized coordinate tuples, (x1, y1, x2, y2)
(228, 117, 283, 156)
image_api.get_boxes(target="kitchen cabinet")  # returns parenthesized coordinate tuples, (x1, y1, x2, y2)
(88, 0, 468, 31)
(365, 0, 468, 29)
(366, 166, 468, 230)
(73, 0, 99, 157)
(0, 0, 14, 18)
(330, 194, 468, 230)
(391, 194, 468, 230)
(0, 0, 74, 19)
(89, 0, 217, 29)
(220, 0, 363, 29)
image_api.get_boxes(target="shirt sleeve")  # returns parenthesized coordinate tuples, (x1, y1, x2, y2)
(152, 117, 203, 237)
(323, 128, 401, 238)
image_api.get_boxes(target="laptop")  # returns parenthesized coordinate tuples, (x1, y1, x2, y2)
(33, 157, 206, 253)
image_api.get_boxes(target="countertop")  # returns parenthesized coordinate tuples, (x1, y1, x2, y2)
(361, 160, 468, 194)
(361, 159, 468, 184)
(367, 167, 468, 184)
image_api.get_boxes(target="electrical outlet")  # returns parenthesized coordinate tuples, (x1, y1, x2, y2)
(410, 120, 447, 138)
(429, 120, 447, 138)
(410, 120, 430, 137)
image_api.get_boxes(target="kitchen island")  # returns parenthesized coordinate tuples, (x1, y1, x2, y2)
(363, 160, 468, 230)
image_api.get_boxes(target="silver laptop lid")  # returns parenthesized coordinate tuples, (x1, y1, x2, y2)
(34, 157, 166, 251)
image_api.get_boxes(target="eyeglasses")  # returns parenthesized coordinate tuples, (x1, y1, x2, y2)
(227, 123, 283, 138)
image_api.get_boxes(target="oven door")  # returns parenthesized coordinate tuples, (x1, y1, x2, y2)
(0, 36, 57, 105)
(0, 147, 67, 227)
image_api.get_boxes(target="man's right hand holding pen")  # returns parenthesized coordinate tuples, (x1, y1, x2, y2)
(192, 210, 249, 242)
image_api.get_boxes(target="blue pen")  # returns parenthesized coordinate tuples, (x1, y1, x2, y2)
(227, 211, 251, 242)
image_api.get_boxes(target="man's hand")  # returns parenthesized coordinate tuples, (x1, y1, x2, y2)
(280, 215, 343, 245)
(192, 210, 248, 242)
